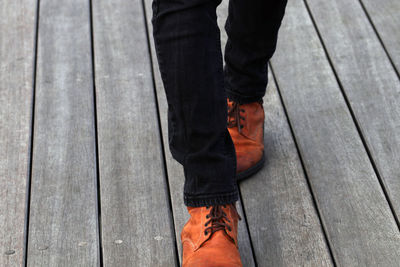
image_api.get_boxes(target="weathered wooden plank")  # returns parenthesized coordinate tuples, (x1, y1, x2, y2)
(306, 0, 400, 227)
(270, 0, 400, 265)
(26, 0, 99, 265)
(92, 0, 177, 265)
(0, 1, 36, 265)
(143, 0, 255, 265)
(359, 0, 400, 73)
(240, 72, 333, 266)
(217, 3, 333, 266)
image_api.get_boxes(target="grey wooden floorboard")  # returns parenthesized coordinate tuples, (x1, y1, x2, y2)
(217, 3, 333, 266)
(306, 0, 400, 225)
(143, 0, 255, 265)
(240, 72, 333, 266)
(271, 0, 400, 266)
(92, 0, 177, 266)
(0, 1, 36, 266)
(26, 0, 99, 266)
(359, 0, 400, 74)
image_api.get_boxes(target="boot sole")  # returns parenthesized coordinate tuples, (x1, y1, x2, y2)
(236, 152, 265, 181)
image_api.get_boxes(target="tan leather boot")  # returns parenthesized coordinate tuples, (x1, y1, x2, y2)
(227, 98, 265, 181)
(181, 204, 242, 267)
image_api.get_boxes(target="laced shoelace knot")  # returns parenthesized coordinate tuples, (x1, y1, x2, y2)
(227, 100, 246, 133)
(203, 205, 241, 236)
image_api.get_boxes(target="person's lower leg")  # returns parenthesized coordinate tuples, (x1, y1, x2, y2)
(224, 0, 288, 181)
(152, 0, 238, 207)
(224, 0, 288, 103)
(152, 1, 242, 265)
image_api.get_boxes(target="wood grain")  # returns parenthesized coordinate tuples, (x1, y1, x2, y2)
(240, 72, 333, 266)
(27, 0, 99, 265)
(271, 0, 400, 265)
(360, 0, 400, 73)
(306, 0, 400, 228)
(0, 0, 36, 266)
(92, 0, 177, 265)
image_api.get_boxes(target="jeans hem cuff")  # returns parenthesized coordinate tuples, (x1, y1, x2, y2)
(184, 191, 239, 207)
(226, 88, 264, 104)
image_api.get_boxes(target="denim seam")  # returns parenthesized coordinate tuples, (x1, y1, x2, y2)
(153, 15, 190, 164)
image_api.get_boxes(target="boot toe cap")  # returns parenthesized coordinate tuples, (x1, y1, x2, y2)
(183, 232, 242, 267)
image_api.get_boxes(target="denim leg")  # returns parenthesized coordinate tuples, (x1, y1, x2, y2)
(152, 0, 238, 207)
(224, 0, 288, 104)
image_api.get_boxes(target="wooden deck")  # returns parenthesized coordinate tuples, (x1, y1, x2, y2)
(1, 0, 400, 266)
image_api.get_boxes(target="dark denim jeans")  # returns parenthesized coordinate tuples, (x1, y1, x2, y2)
(151, 0, 287, 207)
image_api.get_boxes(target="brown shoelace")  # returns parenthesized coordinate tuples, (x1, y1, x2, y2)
(227, 100, 245, 133)
(204, 205, 241, 236)
(227, 98, 263, 133)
